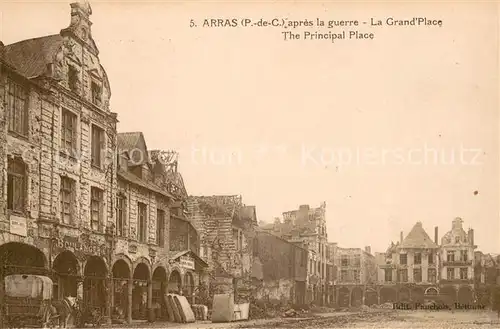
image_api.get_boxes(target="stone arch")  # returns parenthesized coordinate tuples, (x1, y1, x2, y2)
(132, 262, 150, 320)
(113, 253, 133, 273)
(183, 271, 195, 297)
(0, 242, 48, 275)
(424, 287, 439, 295)
(337, 287, 350, 308)
(132, 257, 151, 280)
(351, 287, 363, 307)
(364, 288, 378, 306)
(411, 287, 424, 303)
(111, 259, 131, 319)
(380, 287, 397, 304)
(457, 286, 473, 304)
(399, 287, 410, 302)
(168, 269, 182, 294)
(53, 250, 80, 298)
(83, 256, 108, 311)
(152, 266, 168, 320)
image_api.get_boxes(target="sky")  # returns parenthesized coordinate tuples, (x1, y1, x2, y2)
(1, 1, 499, 254)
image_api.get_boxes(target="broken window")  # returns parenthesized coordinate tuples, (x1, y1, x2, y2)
(116, 195, 126, 237)
(447, 251, 455, 262)
(7, 158, 26, 213)
(60, 176, 75, 224)
(68, 66, 79, 93)
(61, 109, 77, 155)
(353, 255, 361, 266)
(157, 209, 165, 247)
(399, 269, 408, 282)
(460, 268, 468, 279)
(414, 253, 422, 265)
(428, 268, 437, 283)
(91, 125, 104, 168)
(340, 270, 347, 281)
(341, 255, 349, 267)
(91, 81, 102, 106)
(352, 269, 360, 282)
(428, 253, 434, 264)
(6, 78, 28, 136)
(90, 187, 103, 231)
(413, 269, 422, 282)
(138, 202, 147, 243)
(384, 269, 392, 282)
(447, 268, 454, 280)
(399, 254, 407, 265)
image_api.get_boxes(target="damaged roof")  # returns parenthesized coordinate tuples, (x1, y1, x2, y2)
(3, 34, 64, 78)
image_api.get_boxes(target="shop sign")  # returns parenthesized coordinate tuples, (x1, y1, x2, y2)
(53, 235, 109, 257)
(10, 215, 27, 237)
(180, 256, 195, 270)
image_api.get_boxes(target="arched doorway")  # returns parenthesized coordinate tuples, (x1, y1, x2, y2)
(132, 263, 149, 320)
(399, 288, 410, 302)
(0, 242, 47, 277)
(83, 256, 107, 314)
(351, 287, 363, 307)
(184, 272, 194, 300)
(337, 287, 350, 308)
(152, 267, 167, 320)
(53, 251, 79, 299)
(457, 286, 473, 304)
(411, 287, 424, 303)
(380, 287, 396, 304)
(168, 270, 182, 294)
(112, 260, 131, 320)
(364, 289, 378, 306)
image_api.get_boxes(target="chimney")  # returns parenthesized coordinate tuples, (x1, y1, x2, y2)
(468, 228, 474, 246)
(400, 231, 403, 243)
(365, 246, 371, 254)
(434, 227, 439, 244)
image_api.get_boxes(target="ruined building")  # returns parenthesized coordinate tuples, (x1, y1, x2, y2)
(439, 217, 476, 304)
(261, 202, 334, 305)
(187, 195, 257, 303)
(0, 1, 119, 322)
(474, 251, 500, 306)
(331, 244, 378, 307)
(252, 230, 308, 306)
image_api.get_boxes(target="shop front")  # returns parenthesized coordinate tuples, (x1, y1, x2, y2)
(168, 250, 208, 304)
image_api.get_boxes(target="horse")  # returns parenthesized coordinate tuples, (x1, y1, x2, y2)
(52, 296, 77, 328)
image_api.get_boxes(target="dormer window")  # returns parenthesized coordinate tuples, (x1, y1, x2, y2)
(68, 65, 79, 93)
(91, 81, 102, 106)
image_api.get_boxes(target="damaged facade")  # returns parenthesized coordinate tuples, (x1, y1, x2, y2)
(0, 0, 119, 322)
(261, 202, 334, 306)
(0, 3, 206, 325)
(186, 195, 257, 304)
(474, 251, 500, 306)
(330, 244, 378, 307)
(252, 230, 308, 306)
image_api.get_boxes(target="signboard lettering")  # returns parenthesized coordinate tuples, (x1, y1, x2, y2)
(54, 236, 109, 257)
(180, 256, 195, 270)
(10, 215, 27, 237)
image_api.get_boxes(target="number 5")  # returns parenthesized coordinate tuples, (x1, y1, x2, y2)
(190, 19, 196, 27)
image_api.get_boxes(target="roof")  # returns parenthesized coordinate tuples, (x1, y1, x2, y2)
(399, 222, 438, 249)
(3, 34, 63, 78)
(117, 169, 173, 200)
(169, 250, 208, 267)
(117, 132, 150, 166)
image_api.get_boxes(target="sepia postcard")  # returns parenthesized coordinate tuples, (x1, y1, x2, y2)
(0, 1, 499, 328)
